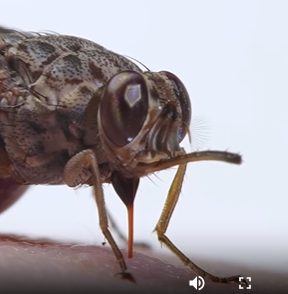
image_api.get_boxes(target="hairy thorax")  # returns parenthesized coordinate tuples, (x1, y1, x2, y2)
(0, 29, 140, 184)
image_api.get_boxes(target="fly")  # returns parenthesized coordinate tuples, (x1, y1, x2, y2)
(0, 27, 247, 286)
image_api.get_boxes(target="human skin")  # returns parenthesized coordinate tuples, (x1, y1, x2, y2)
(0, 235, 287, 294)
(0, 179, 286, 294)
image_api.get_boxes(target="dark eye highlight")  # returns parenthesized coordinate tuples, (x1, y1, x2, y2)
(100, 71, 148, 147)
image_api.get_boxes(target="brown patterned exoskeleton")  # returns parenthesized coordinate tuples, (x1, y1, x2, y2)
(0, 27, 247, 286)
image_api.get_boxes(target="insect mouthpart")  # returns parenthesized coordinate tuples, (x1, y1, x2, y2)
(95, 69, 192, 259)
(0, 27, 244, 284)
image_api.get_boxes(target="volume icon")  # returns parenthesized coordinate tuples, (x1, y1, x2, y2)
(189, 276, 205, 290)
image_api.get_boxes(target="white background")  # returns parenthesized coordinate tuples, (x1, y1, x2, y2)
(0, 0, 287, 273)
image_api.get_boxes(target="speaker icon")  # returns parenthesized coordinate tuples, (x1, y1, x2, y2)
(189, 276, 205, 290)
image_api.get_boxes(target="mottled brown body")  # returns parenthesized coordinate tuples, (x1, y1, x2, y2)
(0, 27, 246, 286)
(0, 28, 140, 185)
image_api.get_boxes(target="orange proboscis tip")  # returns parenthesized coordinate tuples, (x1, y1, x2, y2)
(127, 204, 134, 258)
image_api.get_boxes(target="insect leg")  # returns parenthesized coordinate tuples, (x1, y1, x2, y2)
(154, 163, 247, 286)
(63, 149, 135, 282)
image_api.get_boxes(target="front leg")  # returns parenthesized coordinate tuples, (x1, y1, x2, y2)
(155, 163, 248, 286)
(63, 149, 134, 282)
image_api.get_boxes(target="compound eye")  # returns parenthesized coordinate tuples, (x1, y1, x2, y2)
(100, 71, 148, 147)
(160, 71, 191, 142)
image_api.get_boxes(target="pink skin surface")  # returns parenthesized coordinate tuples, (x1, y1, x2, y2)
(0, 179, 286, 294)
